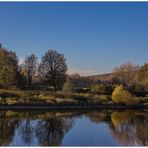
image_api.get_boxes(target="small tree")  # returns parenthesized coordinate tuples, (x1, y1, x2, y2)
(39, 50, 67, 91)
(23, 54, 38, 87)
(112, 85, 133, 105)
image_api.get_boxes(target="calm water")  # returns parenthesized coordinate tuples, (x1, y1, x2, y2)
(0, 109, 148, 146)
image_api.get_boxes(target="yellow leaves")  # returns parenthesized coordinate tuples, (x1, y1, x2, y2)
(112, 85, 133, 105)
(0, 48, 18, 88)
(111, 111, 132, 128)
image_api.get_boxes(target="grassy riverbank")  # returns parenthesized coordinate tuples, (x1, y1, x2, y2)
(0, 89, 113, 105)
(0, 89, 148, 108)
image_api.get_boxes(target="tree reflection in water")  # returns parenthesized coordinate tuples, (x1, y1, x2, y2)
(110, 110, 148, 146)
(18, 119, 34, 145)
(0, 119, 19, 146)
(86, 110, 112, 123)
(0, 110, 147, 146)
(35, 117, 73, 146)
(0, 111, 74, 146)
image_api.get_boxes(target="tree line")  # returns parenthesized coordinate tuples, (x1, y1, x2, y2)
(0, 45, 67, 90)
(0, 44, 147, 94)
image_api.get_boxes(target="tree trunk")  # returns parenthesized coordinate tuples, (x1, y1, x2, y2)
(53, 82, 56, 91)
(28, 76, 32, 88)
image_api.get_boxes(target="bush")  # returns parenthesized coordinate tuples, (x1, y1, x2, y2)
(128, 84, 145, 97)
(91, 84, 114, 94)
(112, 85, 134, 105)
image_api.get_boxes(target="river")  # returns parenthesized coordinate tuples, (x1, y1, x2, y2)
(0, 109, 147, 146)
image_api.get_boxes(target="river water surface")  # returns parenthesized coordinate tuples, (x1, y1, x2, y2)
(0, 109, 148, 146)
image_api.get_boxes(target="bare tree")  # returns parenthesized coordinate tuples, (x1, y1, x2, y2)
(137, 63, 148, 86)
(112, 62, 139, 87)
(39, 50, 67, 91)
(23, 54, 38, 87)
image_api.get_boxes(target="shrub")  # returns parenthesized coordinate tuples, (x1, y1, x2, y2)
(112, 85, 134, 105)
(128, 84, 145, 97)
(91, 84, 114, 94)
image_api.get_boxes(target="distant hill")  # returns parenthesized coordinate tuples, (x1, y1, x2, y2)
(33, 73, 114, 88)
(85, 73, 113, 82)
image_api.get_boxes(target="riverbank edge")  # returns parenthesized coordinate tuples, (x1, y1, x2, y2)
(0, 104, 148, 110)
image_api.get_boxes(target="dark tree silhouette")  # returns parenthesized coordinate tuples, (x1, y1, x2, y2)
(23, 54, 38, 87)
(39, 50, 67, 91)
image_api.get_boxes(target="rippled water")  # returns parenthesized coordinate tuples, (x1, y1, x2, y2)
(0, 109, 148, 146)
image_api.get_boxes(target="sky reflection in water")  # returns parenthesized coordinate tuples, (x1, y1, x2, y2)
(0, 109, 147, 146)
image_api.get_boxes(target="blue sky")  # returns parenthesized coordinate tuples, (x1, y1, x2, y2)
(0, 2, 148, 76)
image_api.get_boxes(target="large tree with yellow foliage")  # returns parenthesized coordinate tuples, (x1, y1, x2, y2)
(0, 47, 18, 88)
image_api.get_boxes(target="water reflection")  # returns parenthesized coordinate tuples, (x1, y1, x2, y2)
(18, 119, 34, 145)
(0, 118, 19, 145)
(0, 109, 147, 146)
(35, 117, 73, 146)
(86, 110, 112, 123)
(110, 110, 148, 146)
(0, 111, 74, 146)
(17, 117, 73, 146)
